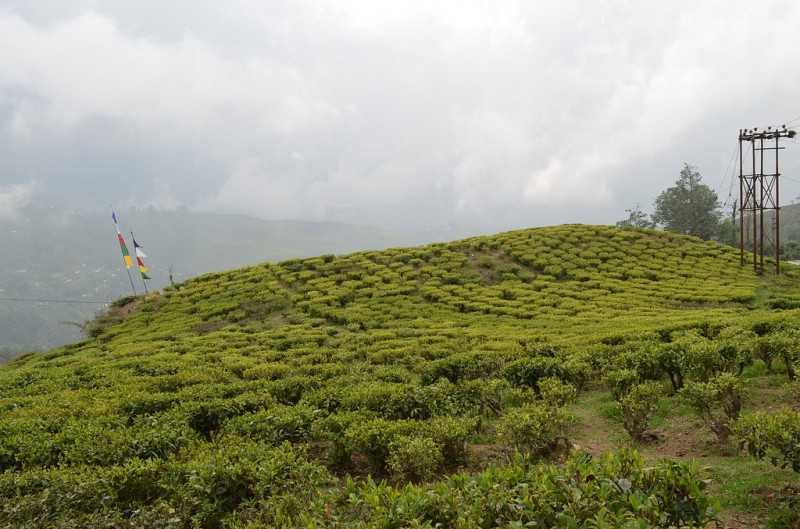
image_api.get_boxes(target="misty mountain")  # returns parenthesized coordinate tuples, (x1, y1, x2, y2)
(0, 206, 448, 355)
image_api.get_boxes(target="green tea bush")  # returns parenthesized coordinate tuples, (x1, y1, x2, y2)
(426, 416, 478, 464)
(759, 330, 800, 381)
(310, 410, 371, 466)
(241, 362, 291, 381)
(223, 404, 318, 445)
(538, 376, 577, 407)
(680, 372, 742, 443)
(502, 356, 564, 393)
(498, 404, 573, 454)
(734, 410, 800, 472)
(618, 381, 662, 441)
(164, 441, 330, 528)
(603, 368, 640, 400)
(330, 449, 712, 527)
(715, 326, 756, 375)
(343, 418, 422, 472)
(387, 435, 443, 482)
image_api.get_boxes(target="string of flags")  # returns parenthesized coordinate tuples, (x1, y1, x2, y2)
(112, 209, 153, 295)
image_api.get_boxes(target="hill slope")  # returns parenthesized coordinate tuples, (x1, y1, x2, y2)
(0, 206, 443, 353)
(2, 225, 800, 528)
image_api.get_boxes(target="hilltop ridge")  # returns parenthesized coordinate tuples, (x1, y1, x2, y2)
(83, 224, 796, 348)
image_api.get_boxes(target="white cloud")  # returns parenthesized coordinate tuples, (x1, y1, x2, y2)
(0, 1, 799, 232)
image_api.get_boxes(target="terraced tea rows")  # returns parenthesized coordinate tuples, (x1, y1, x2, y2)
(1, 225, 799, 528)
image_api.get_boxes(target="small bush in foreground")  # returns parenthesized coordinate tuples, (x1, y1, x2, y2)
(498, 404, 573, 454)
(387, 435, 443, 482)
(618, 381, 662, 441)
(734, 410, 800, 472)
(681, 372, 742, 443)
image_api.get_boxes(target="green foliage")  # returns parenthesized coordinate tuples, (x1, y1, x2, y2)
(680, 372, 743, 443)
(604, 368, 640, 401)
(618, 381, 663, 441)
(758, 330, 800, 381)
(734, 410, 800, 472)
(652, 163, 721, 240)
(498, 404, 573, 454)
(336, 450, 714, 528)
(538, 376, 578, 407)
(2, 224, 798, 526)
(387, 435, 443, 482)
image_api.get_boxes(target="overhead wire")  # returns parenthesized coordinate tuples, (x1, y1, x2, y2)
(717, 141, 739, 209)
(722, 141, 752, 209)
(0, 297, 110, 305)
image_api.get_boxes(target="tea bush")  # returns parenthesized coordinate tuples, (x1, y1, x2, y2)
(618, 382, 663, 440)
(680, 373, 743, 443)
(387, 435, 443, 481)
(734, 410, 800, 472)
(538, 376, 578, 407)
(498, 404, 573, 454)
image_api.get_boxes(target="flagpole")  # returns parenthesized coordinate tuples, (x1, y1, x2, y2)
(117, 229, 137, 296)
(131, 231, 149, 294)
(112, 208, 137, 296)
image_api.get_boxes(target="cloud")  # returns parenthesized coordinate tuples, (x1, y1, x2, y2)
(0, 2, 799, 233)
(0, 182, 35, 218)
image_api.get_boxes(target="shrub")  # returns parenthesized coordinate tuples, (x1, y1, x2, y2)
(498, 404, 572, 454)
(680, 373, 743, 443)
(425, 416, 478, 464)
(343, 418, 420, 473)
(311, 411, 372, 467)
(241, 362, 291, 381)
(502, 356, 563, 393)
(655, 342, 686, 392)
(760, 331, 800, 381)
(603, 368, 639, 401)
(734, 410, 800, 472)
(754, 336, 777, 372)
(715, 326, 756, 375)
(538, 376, 577, 407)
(223, 404, 318, 445)
(387, 436, 443, 482)
(618, 382, 662, 441)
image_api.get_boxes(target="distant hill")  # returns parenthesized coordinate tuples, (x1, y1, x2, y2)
(0, 206, 445, 353)
(1, 225, 799, 527)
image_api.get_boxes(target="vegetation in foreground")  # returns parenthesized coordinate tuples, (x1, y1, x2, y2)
(1, 224, 800, 528)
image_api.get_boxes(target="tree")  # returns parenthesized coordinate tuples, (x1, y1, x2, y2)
(616, 204, 655, 229)
(652, 164, 720, 240)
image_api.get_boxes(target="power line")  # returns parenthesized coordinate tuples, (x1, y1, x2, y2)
(786, 113, 800, 126)
(0, 297, 110, 305)
(718, 141, 739, 208)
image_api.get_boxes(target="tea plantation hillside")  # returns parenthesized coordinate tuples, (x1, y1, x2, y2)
(3, 224, 800, 528)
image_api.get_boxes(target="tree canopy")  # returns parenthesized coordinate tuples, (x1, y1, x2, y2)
(652, 164, 720, 240)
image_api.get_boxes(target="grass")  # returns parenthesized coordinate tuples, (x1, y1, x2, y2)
(567, 363, 800, 528)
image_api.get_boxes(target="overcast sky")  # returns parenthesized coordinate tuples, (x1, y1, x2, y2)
(1, 1, 799, 234)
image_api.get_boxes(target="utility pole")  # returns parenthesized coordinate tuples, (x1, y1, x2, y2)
(738, 125, 796, 274)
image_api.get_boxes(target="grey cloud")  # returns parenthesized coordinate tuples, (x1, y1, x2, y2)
(1, 1, 799, 233)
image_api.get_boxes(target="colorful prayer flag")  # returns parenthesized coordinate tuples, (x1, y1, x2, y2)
(132, 235, 151, 280)
(112, 211, 133, 269)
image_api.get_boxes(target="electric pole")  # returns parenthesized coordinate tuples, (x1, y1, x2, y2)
(738, 125, 796, 274)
